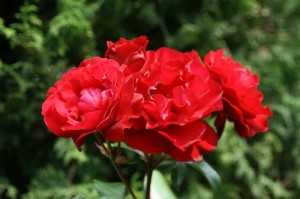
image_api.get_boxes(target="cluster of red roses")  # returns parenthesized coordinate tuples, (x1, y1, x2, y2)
(42, 36, 272, 162)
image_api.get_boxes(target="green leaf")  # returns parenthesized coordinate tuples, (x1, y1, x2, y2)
(94, 180, 125, 199)
(171, 162, 187, 189)
(72, 193, 86, 199)
(188, 160, 222, 189)
(145, 170, 177, 199)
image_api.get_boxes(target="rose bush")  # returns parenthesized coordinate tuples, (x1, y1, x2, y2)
(42, 57, 142, 150)
(121, 47, 223, 161)
(204, 50, 273, 137)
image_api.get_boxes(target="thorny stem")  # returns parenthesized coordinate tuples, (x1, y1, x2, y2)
(106, 140, 137, 199)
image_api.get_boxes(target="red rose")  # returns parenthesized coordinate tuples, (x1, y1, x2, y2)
(105, 36, 149, 75)
(42, 57, 142, 149)
(124, 47, 223, 161)
(204, 49, 272, 137)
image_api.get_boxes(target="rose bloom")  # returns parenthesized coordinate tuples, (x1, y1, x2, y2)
(42, 57, 142, 149)
(105, 36, 148, 76)
(123, 47, 223, 162)
(204, 49, 272, 137)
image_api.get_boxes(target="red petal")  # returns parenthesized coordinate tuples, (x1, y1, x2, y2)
(116, 75, 134, 120)
(72, 131, 94, 151)
(102, 119, 127, 141)
(214, 111, 226, 136)
(197, 123, 219, 152)
(223, 98, 244, 122)
(166, 144, 203, 162)
(44, 115, 66, 137)
(234, 122, 253, 137)
(124, 129, 168, 154)
(157, 121, 207, 150)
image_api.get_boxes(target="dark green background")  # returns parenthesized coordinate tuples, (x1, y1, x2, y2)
(1, 0, 300, 198)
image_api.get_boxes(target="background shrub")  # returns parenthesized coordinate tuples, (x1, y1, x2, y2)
(1, 0, 299, 198)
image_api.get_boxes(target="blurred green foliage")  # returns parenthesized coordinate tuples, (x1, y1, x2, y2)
(0, 0, 299, 198)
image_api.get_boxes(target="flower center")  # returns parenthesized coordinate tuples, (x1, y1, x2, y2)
(78, 87, 103, 112)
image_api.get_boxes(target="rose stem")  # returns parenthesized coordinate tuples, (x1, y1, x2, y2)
(106, 140, 137, 199)
(93, 132, 109, 156)
(115, 141, 121, 157)
(152, 153, 166, 169)
(145, 154, 154, 199)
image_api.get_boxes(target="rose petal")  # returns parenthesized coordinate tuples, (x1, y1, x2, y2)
(157, 121, 207, 150)
(124, 129, 168, 154)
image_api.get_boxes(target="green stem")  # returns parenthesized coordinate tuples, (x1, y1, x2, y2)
(145, 155, 154, 199)
(152, 153, 166, 169)
(106, 140, 137, 199)
(93, 132, 109, 156)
